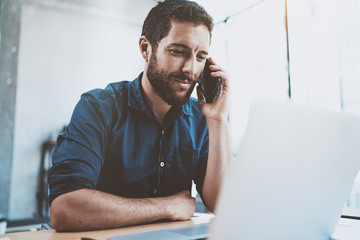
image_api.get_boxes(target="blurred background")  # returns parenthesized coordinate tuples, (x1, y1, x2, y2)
(1, 0, 360, 230)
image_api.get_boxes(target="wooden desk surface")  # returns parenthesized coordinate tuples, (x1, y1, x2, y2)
(1, 213, 214, 240)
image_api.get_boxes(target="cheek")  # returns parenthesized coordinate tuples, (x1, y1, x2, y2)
(165, 59, 186, 73)
(196, 64, 205, 79)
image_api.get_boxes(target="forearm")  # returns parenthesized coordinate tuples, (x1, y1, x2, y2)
(202, 119, 232, 212)
(50, 189, 179, 231)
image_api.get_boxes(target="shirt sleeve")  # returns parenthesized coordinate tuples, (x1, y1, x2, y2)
(48, 92, 111, 205)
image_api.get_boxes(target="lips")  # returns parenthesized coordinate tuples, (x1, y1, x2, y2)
(173, 77, 193, 89)
(175, 78, 191, 84)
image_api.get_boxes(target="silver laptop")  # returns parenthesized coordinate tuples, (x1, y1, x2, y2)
(210, 98, 360, 240)
(109, 98, 360, 240)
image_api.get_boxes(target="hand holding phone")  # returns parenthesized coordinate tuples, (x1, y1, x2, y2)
(198, 59, 222, 103)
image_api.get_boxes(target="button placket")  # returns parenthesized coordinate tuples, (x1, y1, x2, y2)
(159, 128, 166, 176)
(154, 128, 167, 196)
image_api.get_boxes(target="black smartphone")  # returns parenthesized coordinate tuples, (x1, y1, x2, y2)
(198, 59, 222, 103)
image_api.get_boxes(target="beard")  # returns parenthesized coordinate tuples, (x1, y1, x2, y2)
(146, 53, 196, 107)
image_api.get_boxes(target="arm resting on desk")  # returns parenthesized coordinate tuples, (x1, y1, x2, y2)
(50, 189, 195, 231)
(201, 119, 232, 213)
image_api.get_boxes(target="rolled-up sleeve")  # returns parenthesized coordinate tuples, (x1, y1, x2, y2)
(48, 92, 111, 205)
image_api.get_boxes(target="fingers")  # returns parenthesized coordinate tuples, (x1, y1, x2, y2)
(166, 190, 196, 220)
(207, 56, 216, 65)
(207, 57, 229, 85)
(207, 57, 220, 71)
(207, 57, 222, 73)
(196, 86, 206, 105)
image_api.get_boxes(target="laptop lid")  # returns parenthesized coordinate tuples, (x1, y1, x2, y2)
(210, 99, 360, 240)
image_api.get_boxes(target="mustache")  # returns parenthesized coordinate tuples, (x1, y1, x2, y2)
(170, 73, 196, 83)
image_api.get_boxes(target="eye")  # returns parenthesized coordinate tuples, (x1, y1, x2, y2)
(170, 49, 185, 55)
(197, 54, 207, 62)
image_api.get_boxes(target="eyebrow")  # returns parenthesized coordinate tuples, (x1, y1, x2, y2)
(168, 43, 209, 55)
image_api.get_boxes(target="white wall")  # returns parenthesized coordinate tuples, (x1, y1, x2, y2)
(9, 0, 156, 219)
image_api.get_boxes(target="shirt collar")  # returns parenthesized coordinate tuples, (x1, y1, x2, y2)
(128, 73, 146, 111)
(181, 102, 193, 116)
(128, 72, 193, 117)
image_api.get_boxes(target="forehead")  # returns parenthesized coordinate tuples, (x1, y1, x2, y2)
(159, 20, 211, 51)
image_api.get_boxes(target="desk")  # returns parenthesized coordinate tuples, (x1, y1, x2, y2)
(3, 214, 360, 240)
(333, 218, 360, 240)
(1, 213, 214, 240)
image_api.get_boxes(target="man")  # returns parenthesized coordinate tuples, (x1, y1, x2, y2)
(49, 0, 232, 231)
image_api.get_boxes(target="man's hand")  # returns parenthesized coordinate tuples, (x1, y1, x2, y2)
(197, 57, 230, 123)
(163, 190, 196, 220)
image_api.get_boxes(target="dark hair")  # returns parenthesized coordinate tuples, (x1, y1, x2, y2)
(142, 0, 214, 51)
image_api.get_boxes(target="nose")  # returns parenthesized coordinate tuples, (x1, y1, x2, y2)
(182, 56, 197, 77)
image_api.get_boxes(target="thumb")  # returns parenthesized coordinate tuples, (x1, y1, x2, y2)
(196, 86, 206, 105)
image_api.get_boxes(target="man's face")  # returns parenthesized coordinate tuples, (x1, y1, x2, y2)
(146, 20, 210, 106)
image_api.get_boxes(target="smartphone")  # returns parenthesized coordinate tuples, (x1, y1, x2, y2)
(198, 59, 222, 103)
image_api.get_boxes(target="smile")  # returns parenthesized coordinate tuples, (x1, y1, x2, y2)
(173, 78, 192, 88)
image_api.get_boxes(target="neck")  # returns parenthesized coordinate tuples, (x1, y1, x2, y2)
(141, 73, 172, 124)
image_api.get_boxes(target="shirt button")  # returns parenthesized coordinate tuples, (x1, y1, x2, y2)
(160, 162, 165, 167)
(161, 129, 165, 135)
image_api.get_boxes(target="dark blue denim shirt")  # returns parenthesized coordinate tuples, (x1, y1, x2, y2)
(48, 73, 209, 204)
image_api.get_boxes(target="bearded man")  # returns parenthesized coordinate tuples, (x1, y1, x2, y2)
(48, 0, 232, 231)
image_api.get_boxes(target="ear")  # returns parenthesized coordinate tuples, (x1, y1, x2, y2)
(139, 36, 151, 63)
